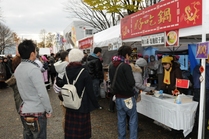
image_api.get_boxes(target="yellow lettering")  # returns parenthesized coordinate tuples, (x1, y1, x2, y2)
(158, 8, 172, 24)
(149, 15, 156, 26)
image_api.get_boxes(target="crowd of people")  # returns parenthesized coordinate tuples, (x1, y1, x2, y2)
(0, 55, 13, 88)
(1, 39, 209, 139)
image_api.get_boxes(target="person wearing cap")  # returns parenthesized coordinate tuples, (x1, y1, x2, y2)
(160, 56, 183, 95)
(61, 48, 100, 139)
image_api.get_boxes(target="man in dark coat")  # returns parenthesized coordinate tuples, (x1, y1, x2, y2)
(87, 47, 104, 109)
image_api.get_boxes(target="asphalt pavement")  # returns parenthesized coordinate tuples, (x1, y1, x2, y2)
(0, 87, 207, 139)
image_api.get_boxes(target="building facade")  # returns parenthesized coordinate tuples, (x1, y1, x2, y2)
(63, 19, 97, 50)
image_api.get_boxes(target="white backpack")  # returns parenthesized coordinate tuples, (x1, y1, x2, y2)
(61, 68, 85, 109)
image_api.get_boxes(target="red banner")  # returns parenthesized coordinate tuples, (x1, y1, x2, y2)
(121, 0, 202, 40)
(78, 36, 93, 49)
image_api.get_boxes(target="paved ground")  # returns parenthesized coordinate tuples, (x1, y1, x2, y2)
(0, 87, 208, 139)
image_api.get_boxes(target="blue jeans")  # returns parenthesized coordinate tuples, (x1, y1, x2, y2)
(116, 97, 138, 139)
(21, 114, 47, 139)
(92, 79, 100, 98)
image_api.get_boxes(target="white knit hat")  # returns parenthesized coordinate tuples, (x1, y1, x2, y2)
(135, 58, 147, 67)
(68, 48, 84, 63)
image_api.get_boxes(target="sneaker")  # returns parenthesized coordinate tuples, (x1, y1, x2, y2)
(98, 106, 103, 110)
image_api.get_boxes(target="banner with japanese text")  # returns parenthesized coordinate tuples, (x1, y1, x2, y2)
(78, 36, 93, 49)
(121, 0, 202, 40)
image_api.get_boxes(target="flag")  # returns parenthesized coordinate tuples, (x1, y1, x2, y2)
(176, 78, 189, 89)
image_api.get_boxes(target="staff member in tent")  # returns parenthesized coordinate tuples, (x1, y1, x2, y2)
(160, 56, 183, 95)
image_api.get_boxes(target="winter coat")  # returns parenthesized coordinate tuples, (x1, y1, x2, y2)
(62, 64, 99, 113)
(109, 62, 135, 98)
(0, 63, 6, 81)
(54, 60, 68, 90)
(87, 54, 104, 80)
(160, 62, 183, 94)
(130, 63, 155, 93)
(5, 74, 23, 113)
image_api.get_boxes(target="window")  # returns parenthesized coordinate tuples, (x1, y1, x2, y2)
(85, 29, 93, 35)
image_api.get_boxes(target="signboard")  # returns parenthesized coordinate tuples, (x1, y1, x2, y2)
(78, 36, 93, 49)
(165, 30, 179, 47)
(141, 33, 165, 46)
(196, 42, 209, 59)
(71, 27, 77, 45)
(39, 48, 50, 55)
(121, 0, 202, 40)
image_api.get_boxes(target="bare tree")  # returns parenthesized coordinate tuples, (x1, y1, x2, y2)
(143, 0, 162, 8)
(64, 0, 119, 32)
(0, 22, 15, 54)
(39, 29, 47, 48)
(45, 32, 55, 48)
(64, 0, 162, 32)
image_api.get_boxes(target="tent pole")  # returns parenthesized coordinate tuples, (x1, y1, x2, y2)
(198, 0, 206, 138)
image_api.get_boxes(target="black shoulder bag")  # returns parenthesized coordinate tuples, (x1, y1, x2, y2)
(110, 63, 122, 95)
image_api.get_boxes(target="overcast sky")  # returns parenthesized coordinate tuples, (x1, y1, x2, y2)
(1, 0, 71, 41)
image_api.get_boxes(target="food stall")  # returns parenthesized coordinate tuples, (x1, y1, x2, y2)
(120, 0, 208, 137)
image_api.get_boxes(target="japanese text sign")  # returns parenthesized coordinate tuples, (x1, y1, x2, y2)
(141, 33, 165, 47)
(78, 36, 93, 49)
(121, 0, 202, 40)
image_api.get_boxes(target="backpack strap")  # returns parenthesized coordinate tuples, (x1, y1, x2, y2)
(64, 68, 85, 98)
(64, 68, 85, 85)
(73, 68, 85, 85)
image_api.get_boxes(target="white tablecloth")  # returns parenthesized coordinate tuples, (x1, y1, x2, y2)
(137, 92, 198, 137)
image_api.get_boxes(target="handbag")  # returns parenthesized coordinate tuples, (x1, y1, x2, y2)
(61, 68, 85, 109)
(110, 63, 122, 94)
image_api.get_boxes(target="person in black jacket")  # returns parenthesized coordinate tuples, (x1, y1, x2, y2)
(62, 48, 100, 139)
(87, 47, 104, 109)
(109, 45, 138, 139)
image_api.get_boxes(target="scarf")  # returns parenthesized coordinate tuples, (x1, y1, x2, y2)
(21, 59, 39, 68)
(163, 67, 172, 85)
(112, 55, 129, 64)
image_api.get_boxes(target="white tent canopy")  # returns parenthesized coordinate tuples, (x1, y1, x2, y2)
(93, 24, 121, 49)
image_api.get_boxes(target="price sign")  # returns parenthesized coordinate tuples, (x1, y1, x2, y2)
(196, 42, 209, 59)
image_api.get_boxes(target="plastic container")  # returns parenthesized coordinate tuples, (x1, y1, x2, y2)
(176, 95, 181, 104)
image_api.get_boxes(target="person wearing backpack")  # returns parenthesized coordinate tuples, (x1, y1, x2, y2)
(53, 50, 69, 132)
(61, 48, 100, 139)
